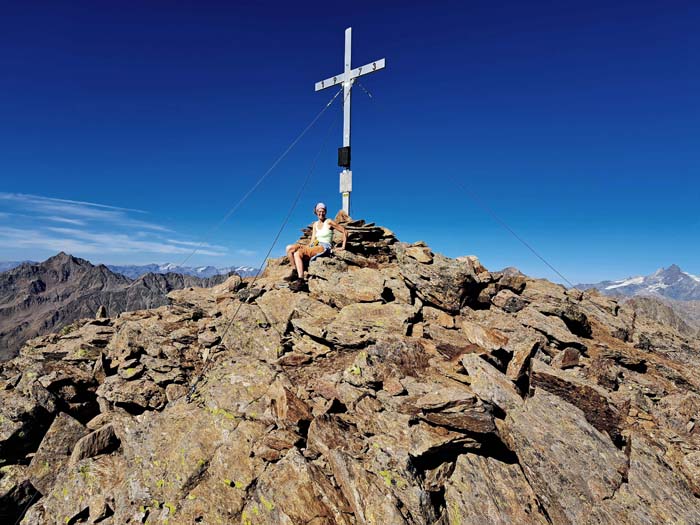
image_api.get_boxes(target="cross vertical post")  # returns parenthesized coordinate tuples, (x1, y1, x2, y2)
(343, 27, 352, 151)
(315, 28, 385, 215)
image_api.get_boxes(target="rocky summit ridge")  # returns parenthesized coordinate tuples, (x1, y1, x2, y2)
(1, 220, 700, 524)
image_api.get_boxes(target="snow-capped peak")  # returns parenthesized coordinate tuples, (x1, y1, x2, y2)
(577, 264, 700, 301)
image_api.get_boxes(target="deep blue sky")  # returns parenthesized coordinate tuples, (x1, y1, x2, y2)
(1, 0, 698, 283)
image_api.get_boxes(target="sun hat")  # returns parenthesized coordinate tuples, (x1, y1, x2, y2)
(315, 202, 327, 212)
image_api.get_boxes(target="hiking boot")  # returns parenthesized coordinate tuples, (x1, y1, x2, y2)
(284, 269, 299, 282)
(288, 278, 307, 293)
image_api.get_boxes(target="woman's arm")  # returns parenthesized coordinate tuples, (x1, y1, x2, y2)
(309, 223, 318, 246)
(328, 220, 347, 250)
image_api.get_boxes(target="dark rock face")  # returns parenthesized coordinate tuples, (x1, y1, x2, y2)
(395, 243, 481, 313)
(0, 253, 232, 361)
(625, 295, 698, 338)
(1, 223, 700, 524)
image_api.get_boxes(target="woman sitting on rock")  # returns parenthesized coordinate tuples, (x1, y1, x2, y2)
(285, 202, 347, 284)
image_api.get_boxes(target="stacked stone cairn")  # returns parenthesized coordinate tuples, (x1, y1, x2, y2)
(295, 214, 398, 265)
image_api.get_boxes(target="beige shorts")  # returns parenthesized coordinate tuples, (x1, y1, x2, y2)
(293, 244, 326, 260)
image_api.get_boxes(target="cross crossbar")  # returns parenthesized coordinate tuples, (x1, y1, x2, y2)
(314, 58, 386, 92)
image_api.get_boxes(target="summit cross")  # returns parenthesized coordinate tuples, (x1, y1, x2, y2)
(315, 27, 386, 215)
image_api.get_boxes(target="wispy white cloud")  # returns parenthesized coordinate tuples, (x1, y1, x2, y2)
(0, 193, 231, 262)
(0, 193, 143, 213)
(0, 192, 169, 231)
(45, 227, 226, 256)
(43, 216, 87, 226)
(0, 227, 106, 255)
(166, 238, 228, 250)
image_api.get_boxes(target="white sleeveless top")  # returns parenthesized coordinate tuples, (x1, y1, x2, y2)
(314, 219, 333, 244)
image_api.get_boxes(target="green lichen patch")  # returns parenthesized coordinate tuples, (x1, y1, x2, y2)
(207, 406, 237, 421)
(378, 469, 407, 489)
(78, 464, 90, 479)
(260, 495, 275, 512)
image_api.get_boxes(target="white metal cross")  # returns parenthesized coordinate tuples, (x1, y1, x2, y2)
(315, 27, 386, 215)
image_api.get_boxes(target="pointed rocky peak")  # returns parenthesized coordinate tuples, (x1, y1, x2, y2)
(44, 252, 90, 269)
(499, 266, 524, 277)
(47, 251, 74, 262)
(661, 264, 683, 277)
(652, 264, 693, 287)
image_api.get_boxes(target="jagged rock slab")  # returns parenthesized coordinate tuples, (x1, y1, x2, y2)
(517, 306, 586, 350)
(500, 390, 628, 524)
(309, 265, 387, 308)
(396, 243, 480, 313)
(0, 464, 39, 524)
(0, 388, 52, 463)
(416, 386, 495, 434)
(530, 359, 627, 443)
(21, 454, 126, 525)
(240, 449, 352, 525)
(328, 449, 432, 525)
(578, 290, 636, 341)
(423, 323, 480, 361)
(457, 318, 509, 351)
(444, 454, 549, 524)
(366, 335, 433, 379)
(462, 354, 523, 414)
(613, 433, 700, 524)
(491, 288, 529, 313)
(504, 328, 545, 383)
(326, 302, 418, 347)
(290, 296, 339, 340)
(255, 288, 304, 334)
(27, 412, 88, 494)
(69, 423, 120, 465)
(96, 376, 166, 412)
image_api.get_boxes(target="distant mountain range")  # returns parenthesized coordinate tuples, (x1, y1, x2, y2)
(0, 253, 237, 361)
(575, 264, 700, 301)
(107, 262, 258, 279)
(0, 260, 258, 279)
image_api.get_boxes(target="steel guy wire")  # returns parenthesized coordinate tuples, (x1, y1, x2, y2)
(13, 491, 40, 525)
(449, 177, 576, 288)
(356, 81, 374, 99)
(177, 85, 344, 269)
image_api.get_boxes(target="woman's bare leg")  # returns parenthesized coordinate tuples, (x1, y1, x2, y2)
(293, 251, 305, 279)
(285, 245, 297, 269)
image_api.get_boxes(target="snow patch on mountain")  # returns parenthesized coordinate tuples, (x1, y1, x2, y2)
(684, 271, 700, 283)
(604, 276, 644, 290)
